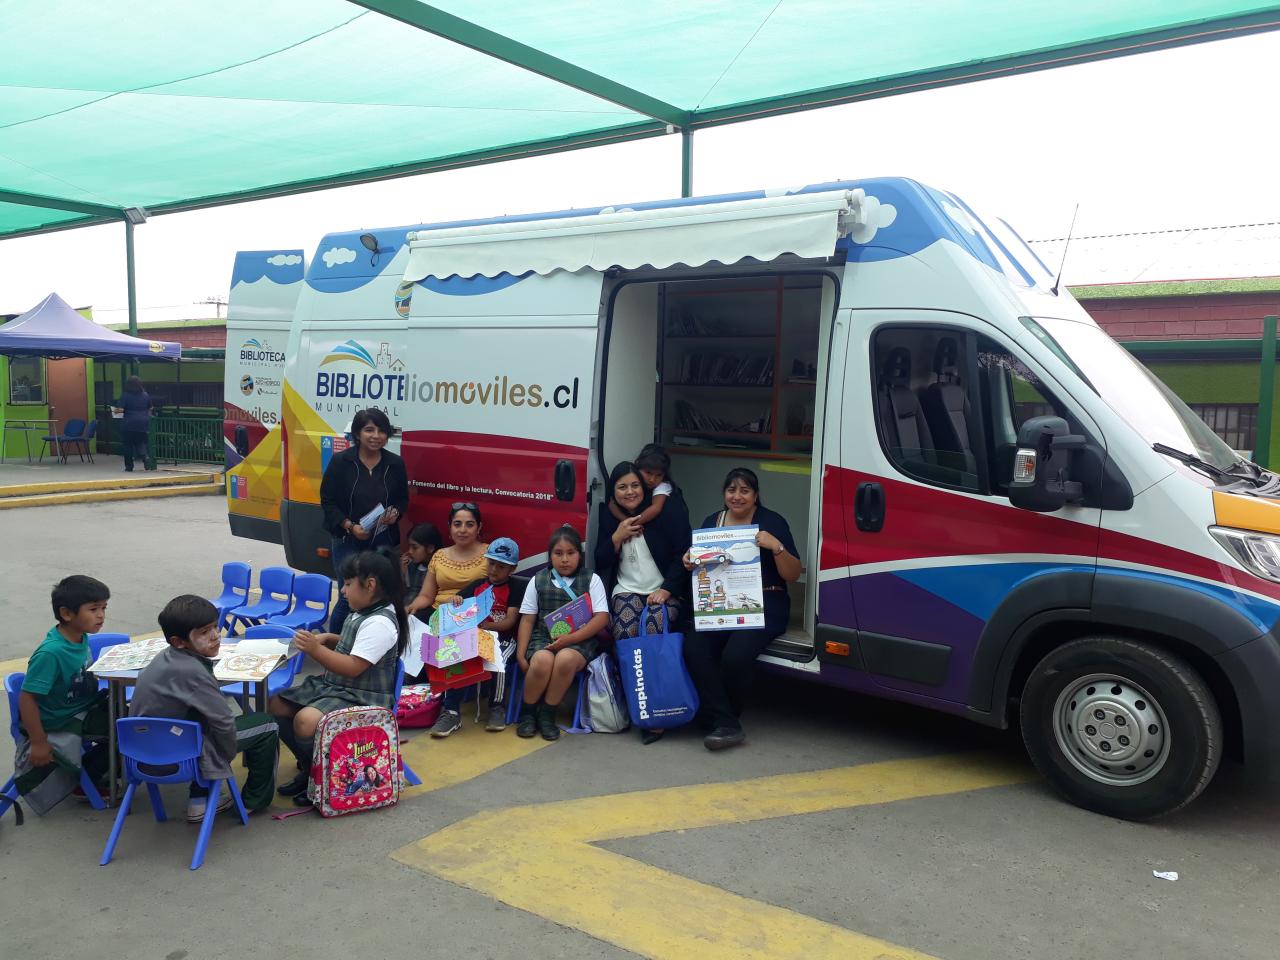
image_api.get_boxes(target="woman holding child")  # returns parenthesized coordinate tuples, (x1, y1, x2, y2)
(595, 458, 692, 744)
(320, 408, 408, 633)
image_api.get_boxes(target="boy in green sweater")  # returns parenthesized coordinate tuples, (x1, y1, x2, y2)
(16, 575, 111, 813)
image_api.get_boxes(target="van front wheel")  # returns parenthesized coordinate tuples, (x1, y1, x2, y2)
(1019, 637, 1221, 820)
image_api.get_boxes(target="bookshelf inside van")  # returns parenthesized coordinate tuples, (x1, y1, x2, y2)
(658, 275, 820, 461)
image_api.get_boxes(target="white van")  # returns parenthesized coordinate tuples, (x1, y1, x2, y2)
(226, 177, 1280, 819)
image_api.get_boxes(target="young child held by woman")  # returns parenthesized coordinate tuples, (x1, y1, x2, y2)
(609, 443, 677, 528)
(270, 550, 408, 805)
(515, 526, 610, 741)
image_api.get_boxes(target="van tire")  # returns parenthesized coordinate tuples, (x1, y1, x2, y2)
(1019, 637, 1221, 820)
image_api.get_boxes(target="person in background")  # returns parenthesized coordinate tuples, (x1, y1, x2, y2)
(112, 375, 154, 472)
(407, 503, 488, 618)
(682, 468, 802, 752)
(402, 522, 442, 607)
(319, 408, 409, 633)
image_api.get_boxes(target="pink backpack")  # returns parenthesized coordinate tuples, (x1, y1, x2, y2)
(306, 706, 402, 817)
(395, 684, 442, 729)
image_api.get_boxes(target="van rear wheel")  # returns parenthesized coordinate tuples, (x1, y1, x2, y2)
(1019, 637, 1221, 820)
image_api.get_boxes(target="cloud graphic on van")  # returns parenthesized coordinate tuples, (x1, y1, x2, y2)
(847, 193, 898, 245)
(266, 253, 303, 266)
(321, 339, 376, 367)
(322, 246, 357, 268)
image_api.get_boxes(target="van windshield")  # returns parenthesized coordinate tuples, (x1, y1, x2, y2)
(1024, 316, 1243, 472)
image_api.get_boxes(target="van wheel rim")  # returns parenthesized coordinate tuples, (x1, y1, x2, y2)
(1052, 673, 1170, 787)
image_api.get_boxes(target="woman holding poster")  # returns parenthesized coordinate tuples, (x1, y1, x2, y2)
(682, 468, 801, 751)
(595, 461, 692, 744)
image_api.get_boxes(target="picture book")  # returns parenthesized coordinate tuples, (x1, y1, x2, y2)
(213, 639, 288, 682)
(89, 636, 169, 677)
(542, 594, 593, 640)
(434, 588, 495, 637)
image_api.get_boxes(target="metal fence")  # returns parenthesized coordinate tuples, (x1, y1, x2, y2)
(149, 412, 223, 464)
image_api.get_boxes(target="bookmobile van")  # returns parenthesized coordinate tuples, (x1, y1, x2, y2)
(225, 177, 1280, 819)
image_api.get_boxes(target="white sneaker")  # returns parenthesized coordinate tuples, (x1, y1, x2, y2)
(185, 791, 234, 823)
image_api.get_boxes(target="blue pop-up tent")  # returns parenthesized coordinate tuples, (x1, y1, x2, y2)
(0, 293, 180, 359)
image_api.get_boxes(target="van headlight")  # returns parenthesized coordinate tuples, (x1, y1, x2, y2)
(1210, 526, 1280, 583)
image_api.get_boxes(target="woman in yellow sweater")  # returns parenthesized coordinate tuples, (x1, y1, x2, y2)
(407, 503, 489, 618)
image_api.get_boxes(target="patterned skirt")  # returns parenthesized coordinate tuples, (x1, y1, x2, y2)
(611, 592, 680, 640)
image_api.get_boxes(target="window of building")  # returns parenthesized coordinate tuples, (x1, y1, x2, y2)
(7, 357, 45, 404)
(1188, 403, 1257, 453)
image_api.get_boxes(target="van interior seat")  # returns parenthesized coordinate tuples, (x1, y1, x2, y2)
(877, 346, 935, 464)
(921, 337, 972, 455)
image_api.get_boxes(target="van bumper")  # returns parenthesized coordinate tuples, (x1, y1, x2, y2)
(1216, 630, 1280, 782)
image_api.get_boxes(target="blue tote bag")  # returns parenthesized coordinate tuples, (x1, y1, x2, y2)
(616, 606, 699, 730)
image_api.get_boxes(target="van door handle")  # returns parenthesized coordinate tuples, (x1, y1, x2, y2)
(854, 481, 885, 532)
(554, 459, 576, 502)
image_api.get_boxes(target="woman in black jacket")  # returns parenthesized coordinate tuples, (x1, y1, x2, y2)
(594, 460, 692, 743)
(320, 408, 409, 632)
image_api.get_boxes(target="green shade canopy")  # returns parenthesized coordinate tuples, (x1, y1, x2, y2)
(2, 0, 1277, 238)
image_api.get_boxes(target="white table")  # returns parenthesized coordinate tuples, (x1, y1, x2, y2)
(1, 417, 62, 463)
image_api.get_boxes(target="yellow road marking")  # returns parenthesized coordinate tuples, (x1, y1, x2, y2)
(393, 754, 1033, 960)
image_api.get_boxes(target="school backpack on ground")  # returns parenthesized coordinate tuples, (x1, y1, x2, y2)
(583, 653, 630, 734)
(307, 706, 402, 817)
(396, 683, 442, 729)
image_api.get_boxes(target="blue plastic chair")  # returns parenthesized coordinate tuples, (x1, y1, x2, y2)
(227, 566, 294, 633)
(100, 718, 248, 870)
(61, 419, 98, 463)
(209, 562, 252, 632)
(266, 573, 332, 631)
(1, 673, 106, 824)
(502, 658, 588, 733)
(87, 633, 131, 693)
(394, 660, 422, 787)
(39, 418, 86, 463)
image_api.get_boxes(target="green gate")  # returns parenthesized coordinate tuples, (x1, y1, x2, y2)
(149, 411, 222, 465)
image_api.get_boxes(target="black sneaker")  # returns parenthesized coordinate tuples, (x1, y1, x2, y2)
(277, 771, 309, 796)
(703, 726, 745, 751)
(537, 703, 561, 742)
(516, 704, 538, 738)
(429, 709, 462, 739)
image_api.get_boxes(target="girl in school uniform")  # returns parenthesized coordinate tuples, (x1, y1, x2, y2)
(515, 525, 610, 741)
(269, 550, 408, 804)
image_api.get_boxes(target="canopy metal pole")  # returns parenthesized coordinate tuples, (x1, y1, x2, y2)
(125, 219, 138, 338)
(681, 130, 693, 198)
(1256, 315, 1278, 468)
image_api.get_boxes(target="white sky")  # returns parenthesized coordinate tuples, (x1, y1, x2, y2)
(3, 31, 1279, 323)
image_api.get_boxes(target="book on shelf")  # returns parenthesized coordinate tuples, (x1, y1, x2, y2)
(672, 351, 773, 386)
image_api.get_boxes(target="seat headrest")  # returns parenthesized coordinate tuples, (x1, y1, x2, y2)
(933, 337, 959, 379)
(881, 347, 912, 387)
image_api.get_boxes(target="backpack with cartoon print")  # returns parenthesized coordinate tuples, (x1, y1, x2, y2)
(306, 706, 403, 817)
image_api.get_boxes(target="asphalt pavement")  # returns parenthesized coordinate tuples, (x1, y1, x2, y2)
(1, 497, 1277, 960)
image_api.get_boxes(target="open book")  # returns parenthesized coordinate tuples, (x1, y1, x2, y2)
(89, 636, 169, 677)
(213, 638, 288, 683)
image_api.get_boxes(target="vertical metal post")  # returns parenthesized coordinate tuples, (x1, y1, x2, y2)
(681, 129, 693, 198)
(125, 218, 138, 338)
(1255, 315, 1278, 467)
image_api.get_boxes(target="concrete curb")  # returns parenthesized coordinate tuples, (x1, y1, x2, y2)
(0, 470, 219, 498)
(0, 478, 223, 510)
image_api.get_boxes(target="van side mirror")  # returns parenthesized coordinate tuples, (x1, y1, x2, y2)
(1009, 416, 1086, 512)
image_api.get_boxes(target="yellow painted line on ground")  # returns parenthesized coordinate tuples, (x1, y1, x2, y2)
(393, 754, 1034, 960)
(0, 656, 27, 676)
(0, 481, 221, 509)
(0, 470, 217, 498)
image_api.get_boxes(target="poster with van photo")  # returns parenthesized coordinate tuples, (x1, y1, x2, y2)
(690, 524, 764, 631)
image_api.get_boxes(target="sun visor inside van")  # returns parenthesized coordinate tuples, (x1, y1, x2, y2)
(403, 191, 854, 281)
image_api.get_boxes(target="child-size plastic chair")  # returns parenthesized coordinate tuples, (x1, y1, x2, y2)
(87, 633, 131, 693)
(226, 566, 294, 634)
(39, 418, 86, 463)
(266, 573, 333, 632)
(1, 672, 106, 824)
(99, 717, 249, 870)
(502, 659, 587, 733)
(209, 562, 252, 632)
(393, 660, 422, 787)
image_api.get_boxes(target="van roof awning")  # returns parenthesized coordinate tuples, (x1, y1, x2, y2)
(403, 191, 855, 281)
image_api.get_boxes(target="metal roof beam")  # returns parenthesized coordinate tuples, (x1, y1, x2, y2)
(346, 0, 689, 127)
(0, 189, 124, 219)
